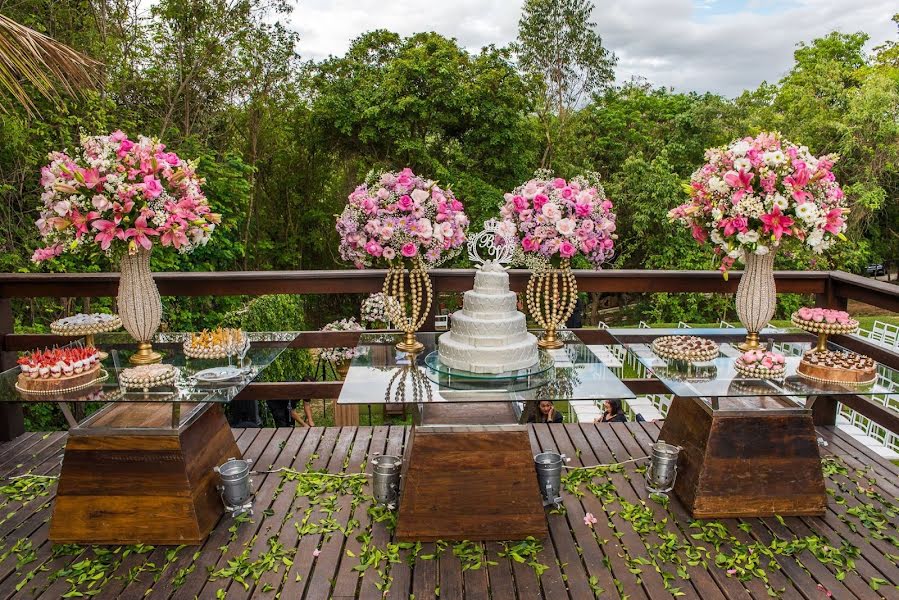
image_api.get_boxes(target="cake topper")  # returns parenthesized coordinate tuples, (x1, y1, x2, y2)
(467, 218, 516, 268)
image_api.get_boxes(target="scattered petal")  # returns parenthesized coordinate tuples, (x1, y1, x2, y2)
(817, 583, 832, 597)
(583, 512, 598, 527)
(312, 549, 321, 558)
(727, 569, 737, 576)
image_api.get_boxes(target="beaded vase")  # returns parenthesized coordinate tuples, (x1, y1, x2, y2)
(118, 247, 163, 364)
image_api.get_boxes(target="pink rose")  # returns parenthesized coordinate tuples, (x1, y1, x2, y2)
(512, 195, 528, 211)
(559, 240, 577, 258)
(364, 240, 383, 257)
(552, 177, 566, 189)
(143, 175, 163, 199)
(521, 236, 539, 252)
(533, 194, 548, 211)
(397, 195, 414, 211)
(382, 247, 396, 260)
(401, 243, 417, 258)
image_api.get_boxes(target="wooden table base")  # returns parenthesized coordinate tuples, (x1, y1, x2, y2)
(395, 424, 547, 542)
(659, 396, 826, 519)
(49, 402, 238, 545)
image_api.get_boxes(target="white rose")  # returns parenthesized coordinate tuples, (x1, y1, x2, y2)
(542, 202, 562, 222)
(497, 219, 517, 241)
(555, 218, 576, 236)
(410, 189, 429, 204)
(737, 230, 759, 244)
(731, 141, 751, 156)
(733, 158, 752, 172)
(755, 245, 769, 256)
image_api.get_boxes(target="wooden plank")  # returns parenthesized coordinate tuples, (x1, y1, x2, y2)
(532, 425, 612, 600)
(331, 426, 389, 599)
(484, 542, 518, 600)
(410, 543, 438, 600)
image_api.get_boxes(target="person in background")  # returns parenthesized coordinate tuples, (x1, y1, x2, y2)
(565, 296, 584, 329)
(528, 400, 564, 424)
(595, 398, 627, 423)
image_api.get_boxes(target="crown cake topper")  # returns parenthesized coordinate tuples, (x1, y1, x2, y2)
(467, 218, 516, 268)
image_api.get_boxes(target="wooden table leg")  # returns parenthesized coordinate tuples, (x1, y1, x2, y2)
(395, 424, 547, 542)
(49, 402, 239, 545)
(659, 396, 826, 518)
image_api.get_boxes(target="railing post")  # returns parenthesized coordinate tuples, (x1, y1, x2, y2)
(810, 395, 839, 427)
(0, 298, 25, 441)
(815, 272, 848, 311)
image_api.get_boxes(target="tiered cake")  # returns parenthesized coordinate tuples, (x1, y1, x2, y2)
(438, 261, 538, 374)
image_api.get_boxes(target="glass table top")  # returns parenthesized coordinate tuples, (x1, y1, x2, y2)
(611, 328, 899, 409)
(338, 331, 635, 404)
(1, 331, 296, 403)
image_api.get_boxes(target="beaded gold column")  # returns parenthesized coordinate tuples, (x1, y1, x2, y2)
(118, 247, 163, 365)
(383, 259, 433, 353)
(526, 259, 578, 350)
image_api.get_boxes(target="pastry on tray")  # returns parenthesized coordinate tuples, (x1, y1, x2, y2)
(183, 327, 247, 359)
(50, 313, 121, 336)
(797, 349, 876, 386)
(119, 363, 178, 390)
(791, 307, 858, 335)
(16, 347, 103, 393)
(734, 350, 786, 380)
(651, 335, 719, 362)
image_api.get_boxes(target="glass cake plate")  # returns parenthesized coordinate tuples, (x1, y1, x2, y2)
(424, 350, 554, 380)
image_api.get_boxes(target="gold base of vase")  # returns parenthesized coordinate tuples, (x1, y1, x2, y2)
(129, 342, 162, 365)
(537, 329, 564, 350)
(737, 332, 760, 351)
(395, 331, 424, 354)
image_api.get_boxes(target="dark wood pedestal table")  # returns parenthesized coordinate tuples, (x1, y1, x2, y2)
(0, 331, 294, 545)
(339, 332, 635, 541)
(613, 327, 899, 519)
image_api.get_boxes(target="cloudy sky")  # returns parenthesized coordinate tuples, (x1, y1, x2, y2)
(287, 0, 897, 97)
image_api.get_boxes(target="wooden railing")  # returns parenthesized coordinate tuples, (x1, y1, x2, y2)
(1, 269, 897, 440)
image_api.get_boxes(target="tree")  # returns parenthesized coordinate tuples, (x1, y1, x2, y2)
(515, 0, 616, 167)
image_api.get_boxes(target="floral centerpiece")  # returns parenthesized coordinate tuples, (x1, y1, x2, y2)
(668, 132, 848, 349)
(497, 171, 616, 348)
(319, 318, 365, 377)
(32, 131, 218, 363)
(336, 168, 469, 352)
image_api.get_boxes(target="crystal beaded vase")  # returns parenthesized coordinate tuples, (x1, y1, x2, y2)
(734, 251, 776, 350)
(383, 259, 432, 353)
(118, 247, 163, 364)
(526, 259, 578, 350)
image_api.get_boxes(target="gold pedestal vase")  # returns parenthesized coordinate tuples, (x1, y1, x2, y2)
(526, 260, 578, 350)
(118, 247, 163, 365)
(383, 260, 432, 354)
(734, 251, 776, 351)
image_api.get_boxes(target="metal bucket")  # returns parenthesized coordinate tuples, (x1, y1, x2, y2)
(646, 440, 680, 494)
(534, 451, 565, 507)
(372, 455, 402, 507)
(215, 457, 254, 512)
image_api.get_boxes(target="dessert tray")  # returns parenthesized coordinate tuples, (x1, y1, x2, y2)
(791, 307, 859, 336)
(192, 366, 247, 383)
(796, 349, 876, 386)
(15, 347, 108, 395)
(734, 350, 787, 380)
(50, 313, 121, 336)
(183, 327, 248, 359)
(651, 335, 720, 362)
(119, 364, 179, 391)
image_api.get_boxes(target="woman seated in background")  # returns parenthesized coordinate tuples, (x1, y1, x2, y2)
(595, 398, 627, 423)
(528, 400, 564, 424)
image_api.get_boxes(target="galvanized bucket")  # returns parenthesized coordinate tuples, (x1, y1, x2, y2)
(534, 451, 565, 507)
(215, 457, 253, 508)
(646, 440, 680, 494)
(371, 455, 402, 507)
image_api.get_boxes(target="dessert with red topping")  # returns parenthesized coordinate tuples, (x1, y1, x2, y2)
(16, 347, 102, 392)
(734, 350, 786, 380)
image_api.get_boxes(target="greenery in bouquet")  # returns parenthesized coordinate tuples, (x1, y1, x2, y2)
(319, 317, 365, 364)
(335, 168, 469, 269)
(668, 132, 849, 277)
(498, 169, 617, 271)
(32, 131, 219, 262)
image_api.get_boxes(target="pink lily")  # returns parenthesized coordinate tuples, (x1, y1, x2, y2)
(823, 208, 844, 235)
(81, 168, 103, 190)
(124, 215, 159, 250)
(691, 223, 707, 244)
(92, 219, 126, 251)
(759, 206, 795, 242)
(724, 169, 754, 203)
(70, 209, 100, 237)
(161, 224, 188, 249)
(785, 168, 812, 203)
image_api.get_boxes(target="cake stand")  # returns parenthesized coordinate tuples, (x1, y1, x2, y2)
(790, 312, 859, 353)
(51, 313, 122, 360)
(423, 350, 554, 391)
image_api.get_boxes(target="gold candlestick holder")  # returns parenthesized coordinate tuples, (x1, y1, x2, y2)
(526, 259, 578, 350)
(383, 260, 432, 354)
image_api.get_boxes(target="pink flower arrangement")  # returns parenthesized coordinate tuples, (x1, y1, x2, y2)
(498, 171, 616, 269)
(32, 131, 218, 261)
(336, 168, 469, 268)
(668, 132, 848, 275)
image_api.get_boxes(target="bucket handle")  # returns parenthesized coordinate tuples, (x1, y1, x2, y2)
(214, 457, 252, 474)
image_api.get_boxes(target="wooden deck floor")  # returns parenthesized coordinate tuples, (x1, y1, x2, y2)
(0, 423, 897, 599)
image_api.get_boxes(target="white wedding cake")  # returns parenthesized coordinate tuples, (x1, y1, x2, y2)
(438, 260, 539, 373)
